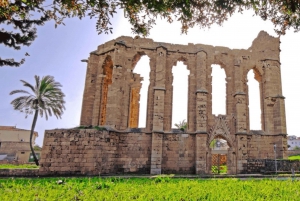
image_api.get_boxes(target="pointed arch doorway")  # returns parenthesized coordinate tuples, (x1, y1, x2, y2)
(210, 136, 230, 174)
(208, 115, 235, 174)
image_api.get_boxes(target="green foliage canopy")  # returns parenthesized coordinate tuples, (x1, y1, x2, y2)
(1, 0, 300, 67)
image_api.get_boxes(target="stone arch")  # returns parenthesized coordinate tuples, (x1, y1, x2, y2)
(207, 115, 233, 147)
(209, 134, 232, 149)
(131, 51, 147, 70)
(129, 52, 151, 128)
(245, 66, 263, 82)
(245, 66, 263, 131)
(169, 56, 190, 130)
(173, 56, 188, 66)
(211, 64, 227, 115)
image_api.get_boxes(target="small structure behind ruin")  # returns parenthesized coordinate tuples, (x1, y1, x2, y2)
(0, 126, 39, 163)
(40, 31, 287, 175)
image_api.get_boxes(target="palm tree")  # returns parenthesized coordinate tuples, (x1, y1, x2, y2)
(10, 75, 65, 165)
(174, 119, 187, 131)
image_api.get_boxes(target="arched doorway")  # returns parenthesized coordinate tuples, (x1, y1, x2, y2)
(207, 115, 234, 174)
(210, 135, 230, 174)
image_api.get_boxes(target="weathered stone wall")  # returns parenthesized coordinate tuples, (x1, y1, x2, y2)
(0, 169, 39, 177)
(0, 161, 33, 165)
(161, 134, 195, 174)
(39, 129, 152, 175)
(0, 142, 31, 154)
(43, 31, 288, 175)
(40, 129, 288, 175)
(245, 159, 300, 174)
(40, 129, 206, 175)
(236, 134, 287, 171)
(40, 129, 195, 175)
(80, 31, 286, 138)
(287, 150, 300, 156)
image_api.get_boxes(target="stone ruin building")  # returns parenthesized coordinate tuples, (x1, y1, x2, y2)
(39, 31, 288, 175)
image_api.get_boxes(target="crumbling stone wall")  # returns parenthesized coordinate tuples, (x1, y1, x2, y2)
(39, 129, 152, 175)
(41, 31, 288, 175)
(162, 134, 195, 174)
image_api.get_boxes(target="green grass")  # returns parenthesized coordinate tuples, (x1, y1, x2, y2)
(1, 177, 300, 200)
(211, 165, 227, 174)
(0, 164, 38, 169)
(288, 155, 300, 160)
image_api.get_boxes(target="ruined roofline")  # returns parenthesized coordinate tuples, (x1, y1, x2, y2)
(0, 126, 38, 136)
(90, 31, 280, 62)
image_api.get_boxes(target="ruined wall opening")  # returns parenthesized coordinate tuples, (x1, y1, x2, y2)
(131, 55, 150, 128)
(211, 64, 226, 115)
(172, 61, 189, 129)
(100, 56, 113, 125)
(210, 135, 230, 174)
(247, 68, 262, 130)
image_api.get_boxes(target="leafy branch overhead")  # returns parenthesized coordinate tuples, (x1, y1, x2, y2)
(1, 0, 300, 67)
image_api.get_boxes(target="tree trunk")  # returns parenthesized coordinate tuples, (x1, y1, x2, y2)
(30, 110, 39, 166)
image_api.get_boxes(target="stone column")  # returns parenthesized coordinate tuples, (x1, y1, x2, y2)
(91, 55, 111, 126)
(195, 51, 208, 133)
(145, 57, 156, 132)
(163, 59, 173, 131)
(120, 68, 136, 130)
(80, 54, 100, 126)
(207, 148, 212, 173)
(187, 58, 196, 132)
(104, 45, 129, 129)
(262, 60, 287, 135)
(234, 61, 247, 134)
(195, 134, 208, 174)
(227, 147, 237, 174)
(236, 135, 248, 173)
(152, 47, 167, 132)
(150, 133, 163, 174)
(263, 61, 275, 134)
(234, 93, 247, 134)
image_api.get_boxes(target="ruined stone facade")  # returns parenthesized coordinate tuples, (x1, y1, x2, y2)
(40, 31, 287, 175)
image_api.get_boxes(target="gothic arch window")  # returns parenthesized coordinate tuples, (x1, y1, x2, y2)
(211, 64, 226, 115)
(130, 54, 150, 128)
(247, 68, 262, 130)
(172, 61, 189, 128)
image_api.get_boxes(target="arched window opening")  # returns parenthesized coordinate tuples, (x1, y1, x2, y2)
(211, 64, 226, 115)
(132, 55, 150, 128)
(247, 69, 262, 130)
(100, 56, 113, 125)
(172, 61, 189, 129)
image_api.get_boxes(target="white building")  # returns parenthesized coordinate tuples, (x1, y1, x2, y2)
(0, 126, 39, 162)
(287, 135, 300, 150)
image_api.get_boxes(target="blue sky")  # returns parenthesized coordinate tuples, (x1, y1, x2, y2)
(1, 10, 300, 146)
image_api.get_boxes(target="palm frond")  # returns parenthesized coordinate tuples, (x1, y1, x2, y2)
(10, 75, 66, 120)
(20, 80, 35, 94)
(9, 89, 31, 95)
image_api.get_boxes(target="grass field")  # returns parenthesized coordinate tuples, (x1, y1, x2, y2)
(288, 155, 300, 160)
(1, 177, 300, 200)
(0, 164, 38, 169)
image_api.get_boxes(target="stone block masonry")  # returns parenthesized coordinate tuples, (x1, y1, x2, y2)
(39, 129, 151, 175)
(40, 31, 288, 175)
